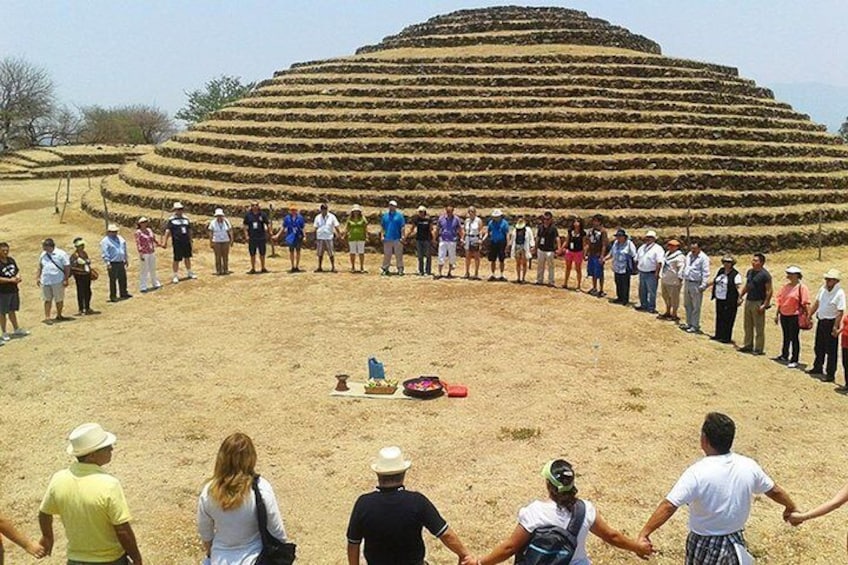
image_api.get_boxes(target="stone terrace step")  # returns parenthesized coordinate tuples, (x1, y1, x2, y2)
(156, 142, 848, 174)
(214, 106, 820, 132)
(394, 18, 619, 36)
(291, 54, 738, 77)
(176, 131, 848, 159)
(193, 120, 838, 145)
(250, 85, 787, 109)
(233, 95, 807, 121)
(30, 164, 122, 178)
(133, 153, 848, 192)
(265, 74, 767, 97)
(119, 164, 848, 211)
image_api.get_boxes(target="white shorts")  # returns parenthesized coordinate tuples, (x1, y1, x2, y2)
(349, 241, 365, 254)
(42, 282, 65, 302)
(438, 241, 457, 266)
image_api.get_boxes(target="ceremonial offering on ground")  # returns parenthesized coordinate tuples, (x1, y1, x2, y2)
(334, 374, 350, 392)
(402, 376, 445, 399)
(364, 378, 398, 395)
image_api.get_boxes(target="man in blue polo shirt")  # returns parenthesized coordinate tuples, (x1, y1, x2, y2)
(484, 209, 510, 281)
(380, 200, 406, 276)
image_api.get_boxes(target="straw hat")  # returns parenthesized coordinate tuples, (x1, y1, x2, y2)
(824, 268, 842, 280)
(172, 202, 184, 210)
(370, 446, 412, 475)
(66, 423, 116, 457)
(666, 239, 680, 247)
(785, 266, 802, 275)
(107, 223, 120, 232)
(417, 205, 427, 212)
(351, 204, 362, 213)
(721, 255, 736, 265)
(516, 219, 527, 229)
(645, 230, 657, 238)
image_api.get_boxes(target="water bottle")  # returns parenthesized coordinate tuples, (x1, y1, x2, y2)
(368, 357, 385, 380)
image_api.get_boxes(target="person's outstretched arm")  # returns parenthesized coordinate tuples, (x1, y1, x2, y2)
(789, 481, 848, 525)
(470, 523, 529, 565)
(639, 499, 678, 543)
(764, 483, 797, 521)
(439, 527, 473, 562)
(0, 515, 45, 557)
(590, 510, 652, 559)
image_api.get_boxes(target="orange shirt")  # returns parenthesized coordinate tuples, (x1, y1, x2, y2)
(776, 282, 810, 316)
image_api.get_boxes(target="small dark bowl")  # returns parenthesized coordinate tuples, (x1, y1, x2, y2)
(402, 376, 445, 399)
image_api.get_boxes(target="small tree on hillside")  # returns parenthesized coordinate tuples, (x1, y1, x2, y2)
(176, 75, 255, 125)
(0, 57, 55, 151)
(840, 118, 848, 142)
(80, 104, 176, 144)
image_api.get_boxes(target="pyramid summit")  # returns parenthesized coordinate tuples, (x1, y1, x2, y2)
(89, 5, 848, 251)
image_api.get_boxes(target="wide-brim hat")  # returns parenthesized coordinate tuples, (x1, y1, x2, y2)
(492, 209, 503, 217)
(74, 239, 86, 248)
(172, 202, 185, 210)
(417, 205, 427, 212)
(516, 220, 527, 229)
(107, 223, 120, 232)
(138, 216, 149, 224)
(824, 268, 842, 280)
(371, 446, 412, 475)
(645, 230, 657, 238)
(214, 208, 225, 216)
(388, 200, 398, 207)
(666, 239, 680, 247)
(351, 204, 362, 212)
(785, 266, 802, 275)
(66, 423, 116, 457)
(721, 255, 736, 264)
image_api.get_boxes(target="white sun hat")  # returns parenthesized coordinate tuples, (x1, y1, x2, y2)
(824, 268, 842, 280)
(491, 209, 503, 217)
(214, 208, 225, 216)
(66, 423, 117, 457)
(645, 230, 657, 238)
(370, 446, 412, 475)
(172, 202, 185, 210)
(106, 224, 120, 232)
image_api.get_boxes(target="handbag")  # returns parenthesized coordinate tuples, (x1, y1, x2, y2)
(90, 267, 100, 281)
(252, 475, 296, 565)
(797, 285, 813, 330)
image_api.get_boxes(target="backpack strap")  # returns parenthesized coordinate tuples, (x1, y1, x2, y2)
(565, 500, 586, 542)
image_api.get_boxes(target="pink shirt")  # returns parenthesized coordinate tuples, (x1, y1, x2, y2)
(776, 282, 810, 316)
(135, 228, 156, 254)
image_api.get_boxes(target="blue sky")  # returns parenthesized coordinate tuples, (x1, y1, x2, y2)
(3, 1, 847, 129)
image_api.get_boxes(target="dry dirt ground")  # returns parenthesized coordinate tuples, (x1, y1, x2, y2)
(3, 178, 848, 564)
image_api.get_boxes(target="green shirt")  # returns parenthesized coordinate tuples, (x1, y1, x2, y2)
(347, 218, 368, 242)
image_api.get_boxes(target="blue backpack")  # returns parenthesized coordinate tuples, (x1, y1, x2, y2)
(514, 500, 585, 565)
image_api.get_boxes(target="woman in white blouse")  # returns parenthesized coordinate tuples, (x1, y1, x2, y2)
(208, 209, 234, 275)
(467, 459, 651, 565)
(197, 433, 288, 565)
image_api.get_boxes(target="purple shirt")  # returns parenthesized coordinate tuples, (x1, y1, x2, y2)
(438, 214, 461, 242)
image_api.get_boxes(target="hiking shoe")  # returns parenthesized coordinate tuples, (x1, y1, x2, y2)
(13, 328, 29, 337)
(172, 275, 180, 284)
(787, 362, 798, 369)
(187, 271, 197, 279)
(1, 333, 10, 342)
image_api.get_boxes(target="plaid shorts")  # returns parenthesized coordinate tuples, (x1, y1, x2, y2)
(685, 531, 746, 565)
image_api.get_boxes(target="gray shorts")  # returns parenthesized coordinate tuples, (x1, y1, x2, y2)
(317, 239, 334, 256)
(0, 292, 20, 314)
(41, 282, 65, 302)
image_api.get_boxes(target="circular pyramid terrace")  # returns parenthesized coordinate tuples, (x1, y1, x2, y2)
(88, 6, 848, 252)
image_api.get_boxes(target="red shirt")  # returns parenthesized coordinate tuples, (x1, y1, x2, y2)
(776, 283, 810, 317)
(842, 314, 848, 349)
(134, 228, 156, 254)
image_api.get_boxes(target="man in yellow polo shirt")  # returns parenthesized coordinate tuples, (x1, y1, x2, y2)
(38, 423, 143, 565)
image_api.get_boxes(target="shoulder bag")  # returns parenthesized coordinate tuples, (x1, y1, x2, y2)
(797, 285, 813, 330)
(252, 475, 296, 565)
(515, 500, 585, 565)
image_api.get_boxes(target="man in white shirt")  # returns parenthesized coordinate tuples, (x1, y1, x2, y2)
(635, 230, 664, 314)
(807, 268, 846, 382)
(639, 412, 797, 564)
(313, 203, 341, 273)
(36, 238, 71, 324)
(680, 242, 710, 333)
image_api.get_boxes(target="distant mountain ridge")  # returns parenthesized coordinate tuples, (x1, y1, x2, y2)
(770, 82, 848, 134)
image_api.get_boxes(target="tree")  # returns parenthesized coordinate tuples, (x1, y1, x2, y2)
(80, 104, 176, 144)
(175, 75, 255, 125)
(840, 118, 848, 142)
(0, 57, 55, 151)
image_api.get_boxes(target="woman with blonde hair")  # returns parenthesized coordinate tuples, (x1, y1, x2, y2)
(197, 433, 289, 564)
(464, 459, 651, 565)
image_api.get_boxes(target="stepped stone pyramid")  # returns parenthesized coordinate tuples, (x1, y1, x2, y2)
(89, 6, 848, 251)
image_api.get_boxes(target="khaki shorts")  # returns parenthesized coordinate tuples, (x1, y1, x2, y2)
(41, 282, 65, 302)
(349, 241, 365, 254)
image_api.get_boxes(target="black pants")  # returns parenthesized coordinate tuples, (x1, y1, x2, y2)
(614, 272, 630, 304)
(813, 318, 838, 378)
(108, 262, 128, 300)
(780, 314, 801, 363)
(842, 347, 848, 385)
(73, 274, 92, 312)
(714, 298, 738, 342)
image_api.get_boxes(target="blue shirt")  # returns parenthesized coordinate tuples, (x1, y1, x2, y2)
(381, 211, 405, 241)
(487, 219, 510, 243)
(100, 235, 128, 264)
(610, 239, 636, 275)
(283, 214, 305, 246)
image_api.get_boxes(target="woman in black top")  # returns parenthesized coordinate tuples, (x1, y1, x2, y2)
(560, 217, 586, 291)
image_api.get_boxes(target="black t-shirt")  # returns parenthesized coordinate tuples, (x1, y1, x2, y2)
(745, 268, 772, 301)
(346, 487, 448, 565)
(0, 257, 19, 294)
(514, 226, 527, 246)
(567, 228, 585, 252)
(243, 211, 269, 240)
(536, 225, 559, 252)
(414, 216, 433, 241)
(167, 216, 192, 242)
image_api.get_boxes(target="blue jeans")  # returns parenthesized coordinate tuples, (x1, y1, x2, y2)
(416, 240, 431, 275)
(638, 271, 658, 311)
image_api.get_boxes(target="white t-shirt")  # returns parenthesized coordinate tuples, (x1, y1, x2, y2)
(208, 218, 232, 243)
(815, 284, 847, 320)
(666, 453, 774, 536)
(465, 217, 482, 240)
(518, 499, 596, 565)
(313, 212, 339, 240)
(39, 249, 70, 285)
(714, 271, 743, 300)
(197, 477, 287, 565)
(636, 242, 664, 272)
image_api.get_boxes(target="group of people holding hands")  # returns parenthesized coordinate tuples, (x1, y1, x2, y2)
(5, 413, 848, 564)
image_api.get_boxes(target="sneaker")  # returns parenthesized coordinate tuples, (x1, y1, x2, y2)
(172, 275, 180, 284)
(380, 268, 389, 276)
(773, 356, 788, 362)
(397, 270, 404, 277)
(686, 327, 701, 334)
(12, 328, 29, 337)
(488, 275, 497, 281)
(737, 347, 753, 353)
(187, 271, 197, 279)
(787, 362, 798, 369)
(1, 333, 9, 342)
(153, 282, 162, 289)
(140, 288, 148, 293)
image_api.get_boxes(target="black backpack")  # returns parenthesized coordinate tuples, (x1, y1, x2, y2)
(514, 500, 585, 565)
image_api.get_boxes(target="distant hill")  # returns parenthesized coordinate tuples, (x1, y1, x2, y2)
(770, 82, 848, 134)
